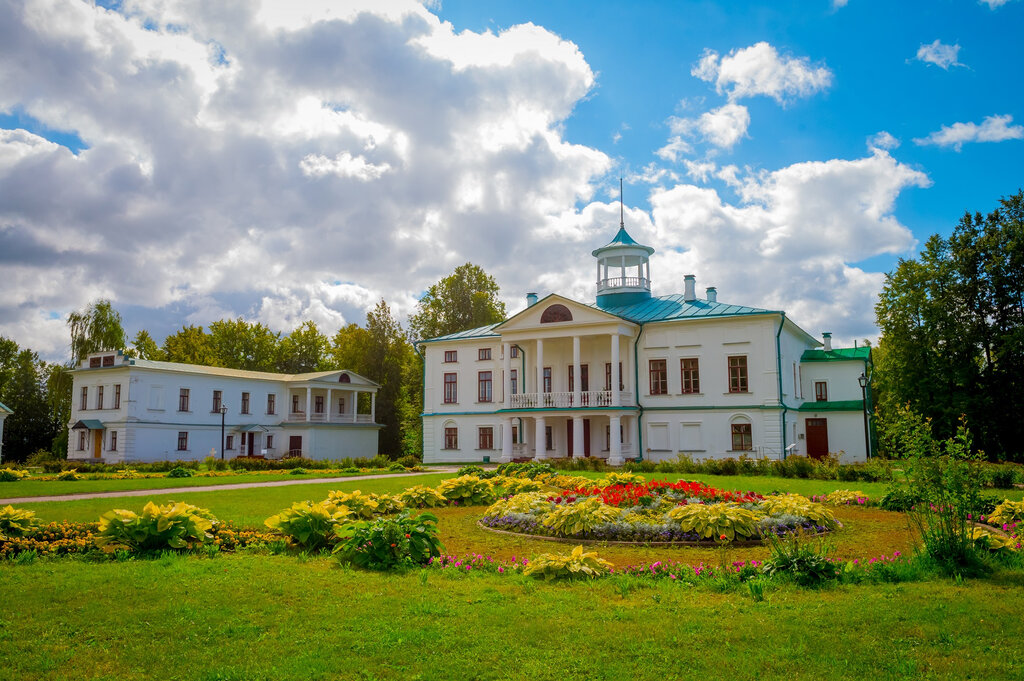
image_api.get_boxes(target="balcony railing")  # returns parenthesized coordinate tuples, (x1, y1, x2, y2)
(509, 391, 635, 409)
(597, 276, 649, 289)
(283, 412, 374, 424)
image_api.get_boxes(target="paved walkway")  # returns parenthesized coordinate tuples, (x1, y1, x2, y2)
(0, 468, 461, 505)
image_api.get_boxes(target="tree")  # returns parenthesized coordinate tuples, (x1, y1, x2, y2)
(363, 300, 413, 457)
(0, 349, 55, 461)
(131, 330, 165, 360)
(46, 364, 73, 459)
(327, 324, 371, 373)
(208, 318, 280, 371)
(162, 325, 218, 366)
(277, 321, 329, 374)
(409, 263, 506, 340)
(67, 299, 126, 365)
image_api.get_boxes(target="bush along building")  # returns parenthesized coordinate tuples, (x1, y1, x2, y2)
(418, 224, 872, 465)
(66, 353, 382, 463)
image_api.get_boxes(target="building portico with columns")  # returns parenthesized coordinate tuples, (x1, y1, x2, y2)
(419, 225, 873, 465)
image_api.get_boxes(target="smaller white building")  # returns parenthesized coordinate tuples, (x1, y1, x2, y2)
(67, 352, 383, 463)
(0, 400, 11, 463)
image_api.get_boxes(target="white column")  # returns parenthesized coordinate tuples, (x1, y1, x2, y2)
(596, 260, 601, 285)
(572, 335, 581, 407)
(503, 342, 512, 407)
(371, 393, 376, 424)
(536, 339, 544, 403)
(572, 416, 584, 459)
(611, 333, 621, 407)
(325, 388, 332, 423)
(535, 417, 547, 460)
(608, 416, 623, 466)
(501, 417, 513, 463)
(305, 387, 311, 422)
(620, 255, 626, 280)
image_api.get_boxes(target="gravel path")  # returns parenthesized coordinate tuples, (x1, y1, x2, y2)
(0, 468, 462, 505)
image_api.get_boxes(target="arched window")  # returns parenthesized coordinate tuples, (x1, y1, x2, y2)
(338, 374, 351, 383)
(540, 304, 573, 323)
(729, 414, 753, 452)
(443, 420, 459, 450)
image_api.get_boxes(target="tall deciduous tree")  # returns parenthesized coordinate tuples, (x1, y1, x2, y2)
(1, 349, 55, 461)
(131, 330, 165, 360)
(409, 263, 506, 340)
(363, 300, 413, 456)
(162, 325, 218, 366)
(67, 299, 127, 365)
(278, 321, 329, 373)
(208, 318, 280, 371)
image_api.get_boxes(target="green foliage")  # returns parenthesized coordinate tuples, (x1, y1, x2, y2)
(67, 299, 126, 365)
(0, 468, 27, 482)
(599, 471, 646, 487)
(665, 503, 763, 540)
(522, 545, 613, 581)
(167, 467, 194, 478)
(130, 330, 165, 361)
(264, 501, 351, 550)
(397, 485, 447, 508)
(757, 495, 838, 530)
(57, 469, 80, 481)
(162, 324, 217, 365)
(456, 465, 487, 478)
(326, 490, 405, 518)
(540, 497, 620, 537)
(490, 476, 542, 496)
(396, 455, 421, 469)
(437, 475, 496, 506)
(880, 487, 919, 512)
(485, 492, 552, 517)
(276, 321, 328, 373)
(408, 263, 507, 341)
(761, 530, 840, 586)
(289, 468, 308, 475)
(0, 346, 59, 462)
(495, 461, 556, 479)
(335, 512, 443, 571)
(988, 500, 1024, 528)
(824, 490, 869, 505)
(0, 505, 41, 539)
(95, 501, 215, 552)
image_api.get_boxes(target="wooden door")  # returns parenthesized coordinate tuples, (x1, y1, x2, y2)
(289, 435, 302, 457)
(566, 421, 574, 456)
(93, 430, 103, 459)
(806, 419, 829, 460)
(246, 432, 255, 457)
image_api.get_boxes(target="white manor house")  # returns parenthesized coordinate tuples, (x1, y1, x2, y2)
(419, 225, 872, 466)
(66, 355, 382, 463)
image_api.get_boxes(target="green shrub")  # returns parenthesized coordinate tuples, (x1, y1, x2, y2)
(289, 468, 308, 475)
(522, 545, 613, 581)
(203, 456, 229, 472)
(495, 462, 556, 479)
(0, 468, 27, 482)
(95, 501, 216, 552)
(264, 501, 351, 550)
(986, 466, 1016, 489)
(879, 487, 918, 512)
(437, 475, 496, 505)
(26, 449, 59, 466)
(326, 490, 405, 518)
(369, 455, 391, 469)
(0, 505, 41, 539)
(387, 462, 406, 472)
(837, 465, 860, 482)
(397, 455, 421, 469)
(761, 530, 840, 586)
(334, 511, 443, 571)
(57, 469, 80, 481)
(665, 503, 762, 540)
(456, 465, 487, 477)
(785, 456, 814, 479)
(717, 458, 740, 476)
(341, 467, 360, 474)
(166, 467, 194, 478)
(397, 485, 447, 508)
(540, 497, 620, 537)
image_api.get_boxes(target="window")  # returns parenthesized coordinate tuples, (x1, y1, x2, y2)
(212, 390, 222, 412)
(292, 395, 300, 413)
(315, 395, 324, 413)
(338, 397, 345, 414)
(510, 346, 519, 358)
(478, 371, 492, 402)
(102, 355, 114, 367)
(540, 304, 573, 323)
(731, 423, 752, 451)
(604, 363, 624, 391)
(443, 373, 458, 403)
(605, 424, 624, 450)
(89, 357, 101, 368)
(649, 359, 667, 395)
(681, 358, 700, 394)
(444, 350, 457, 363)
(543, 367, 552, 393)
(444, 427, 458, 449)
(478, 348, 491, 361)
(267, 394, 276, 414)
(77, 431, 87, 450)
(478, 427, 493, 450)
(241, 392, 250, 415)
(815, 381, 828, 402)
(114, 384, 121, 409)
(177, 432, 188, 451)
(510, 369, 518, 395)
(179, 388, 190, 412)
(80, 386, 88, 410)
(109, 430, 117, 451)
(226, 435, 235, 450)
(512, 425, 518, 443)
(545, 426, 553, 451)
(96, 385, 104, 410)
(568, 365, 590, 392)
(728, 356, 748, 393)
(266, 435, 273, 449)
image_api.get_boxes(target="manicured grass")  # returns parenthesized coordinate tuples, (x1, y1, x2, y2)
(0, 469, 428, 499)
(2, 553, 1024, 680)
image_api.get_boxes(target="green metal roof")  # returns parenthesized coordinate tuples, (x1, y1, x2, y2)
(71, 419, 105, 430)
(85, 359, 379, 386)
(0, 400, 11, 414)
(591, 227, 655, 257)
(596, 294, 777, 323)
(236, 424, 269, 432)
(801, 347, 871, 362)
(798, 400, 865, 412)
(416, 323, 501, 344)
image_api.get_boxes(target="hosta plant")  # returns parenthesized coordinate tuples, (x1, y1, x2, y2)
(541, 497, 620, 537)
(0, 506, 41, 539)
(971, 526, 1019, 552)
(335, 511, 443, 571)
(95, 501, 216, 552)
(0, 468, 27, 482)
(758, 495, 838, 530)
(397, 485, 447, 508)
(326, 490, 404, 518)
(987, 500, 1024, 528)
(599, 472, 646, 487)
(57, 469, 80, 481)
(824, 490, 869, 505)
(485, 492, 552, 517)
(437, 475, 496, 506)
(490, 476, 542, 496)
(665, 503, 762, 540)
(523, 545, 613, 581)
(264, 501, 352, 549)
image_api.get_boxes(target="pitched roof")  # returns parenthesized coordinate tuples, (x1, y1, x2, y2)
(595, 294, 777, 323)
(82, 358, 379, 386)
(0, 400, 12, 414)
(591, 227, 655, 256)
(416, 323, 502, 344)
(801, 347, 871, 362)
(797, 399, 866, 412)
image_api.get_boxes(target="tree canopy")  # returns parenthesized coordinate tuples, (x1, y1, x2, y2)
(67, 299, 126, 365)
(409, 263, 506, 340)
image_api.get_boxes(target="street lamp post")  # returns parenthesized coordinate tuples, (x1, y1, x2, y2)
(857, 373, 870, 459)
(219, 406, 228, 460)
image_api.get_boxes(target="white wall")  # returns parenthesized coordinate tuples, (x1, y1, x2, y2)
(797, 412, 868, 463)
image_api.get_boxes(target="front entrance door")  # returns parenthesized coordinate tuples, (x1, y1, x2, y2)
(566, 419, 591, 457)
(93, 430, 103, 459)
(289, 435, 302, 457)
(806, 418, 829, 460)
(245, 432, 255, 457)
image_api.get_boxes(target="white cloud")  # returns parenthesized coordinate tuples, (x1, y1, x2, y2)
(655, 135, 693, 162)
(915, 40, 963, 69)
(832, 0, 849, 7)
(667, 103, 751, 151)
(868, 131, 900, 151)
(979, 0, 1014, 8)
(299, 152, 392, 180)
(914, 114, 1024, 150)
(691, 42, 832, 103)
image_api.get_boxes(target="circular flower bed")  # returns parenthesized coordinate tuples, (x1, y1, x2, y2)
(479, 480, 840, 545)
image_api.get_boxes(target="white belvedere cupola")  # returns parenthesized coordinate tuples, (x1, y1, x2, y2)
(592, 186, 655, 309)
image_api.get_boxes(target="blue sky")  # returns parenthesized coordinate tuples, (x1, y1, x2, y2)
(0, 0, 1021, 360)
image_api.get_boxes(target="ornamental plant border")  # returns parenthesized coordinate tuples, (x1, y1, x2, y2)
(475, 519, 841, 547)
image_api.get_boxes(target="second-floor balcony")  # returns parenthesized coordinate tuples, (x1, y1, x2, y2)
(509, 390, 635, 409)
(284, 412, 375, 424)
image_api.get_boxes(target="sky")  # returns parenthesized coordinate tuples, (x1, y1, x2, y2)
(0, 0, 1022, 361)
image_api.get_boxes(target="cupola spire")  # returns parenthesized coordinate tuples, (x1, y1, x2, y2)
(592, 180, 655, 309)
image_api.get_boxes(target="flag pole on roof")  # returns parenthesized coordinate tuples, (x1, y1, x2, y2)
(619, 177, 624, 228)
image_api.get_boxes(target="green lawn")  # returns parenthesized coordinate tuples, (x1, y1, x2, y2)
(2, 553, 1023, 681)
(0, 469, 430, 500)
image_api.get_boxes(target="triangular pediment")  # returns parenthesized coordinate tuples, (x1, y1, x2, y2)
(495, 294, 635, 336)
(292, 370, 379, 388)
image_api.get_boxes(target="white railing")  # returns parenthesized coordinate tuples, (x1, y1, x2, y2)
(509, 391, 635, 409)
(283, 413, 374, 424)
(597, 276, 649, 289)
